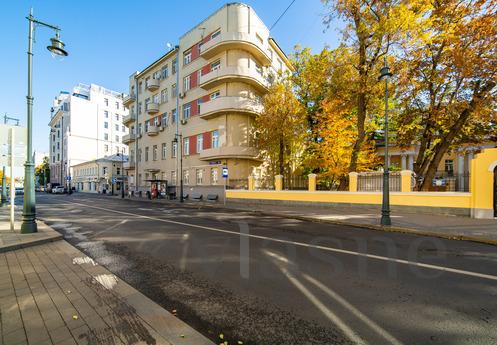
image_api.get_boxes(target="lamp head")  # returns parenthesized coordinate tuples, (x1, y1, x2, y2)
(47, 32, 68, 57)
(378, 57, 392, 81)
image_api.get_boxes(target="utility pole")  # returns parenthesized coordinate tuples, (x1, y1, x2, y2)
(10, 128, 15, 231)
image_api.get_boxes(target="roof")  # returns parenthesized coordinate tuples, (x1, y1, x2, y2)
(71, 154, 129, 167)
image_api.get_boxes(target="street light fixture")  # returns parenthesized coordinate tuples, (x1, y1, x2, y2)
(21, 9, 68, 234)
(378, 57, 392, 226)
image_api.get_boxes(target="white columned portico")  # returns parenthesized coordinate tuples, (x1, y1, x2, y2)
(401, 154, 407, 170)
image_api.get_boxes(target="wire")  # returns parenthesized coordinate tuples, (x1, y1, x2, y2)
(270, 0, 297, 31)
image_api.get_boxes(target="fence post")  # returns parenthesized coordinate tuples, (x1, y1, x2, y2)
(400, 170, 412, 192)
(349, 172, 358, 192)
(275, 175, 283, 191)
(308, 174, 317, 192)
(248, 175, 255, 191)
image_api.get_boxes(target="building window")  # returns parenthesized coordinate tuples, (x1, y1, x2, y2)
(171, 171, 176, 185)
(145, 98, 150, 111)
(211, 168, 218, 185)
(153, 94, 160, 104)
(212, 130, 219, 148)
(183, 104, 191, 120)
(445, 159, 454, 176)
(211, 60, 221, 71)
(145, 77, 150, 88)
(138, 102, 142, 114)
(162, 112, 168, 126)
(104, 121, 108, 129)
(161, 88, 168, 103)
(115, 135, 119, 143)
(153, 145, 158, 161)
(183, 170, 189, 185)
(117, 167, 121, 175)
(172, 141, 177, 158)
(255, 63, 263, 75)
(161, 65, 169, 79)
(145, 147, 149, 161)
(104, 98, 109, 106)
(184, 75, 191, 91)
(115, 114, 119, 121)
(184, 50, 192, 65)
(196, 134, 203, 153)
(172, 84, 177, 98)
(172, 109, 177, 123)
(57, 142, 60, 149)
(196, 169, 203, 185)
(104, 133, 109, 141)
(138, 148, 142, 162)
(172, 58, 177, 74)
(138, 123, 142, 135)
(210, 90, 220, 100)
(162, 143, 167, 159)
(105, 144, 108, 152)
(154, 116, 159, 126)
(211, 29, 221, 40)
(122, 125, 125, 132)
(139, 82, 143, 94)
(104, 111, 109, 118)
(183, 137, 189, 156)
(115, 101, 119, 109)
(115, 124, 119, 131)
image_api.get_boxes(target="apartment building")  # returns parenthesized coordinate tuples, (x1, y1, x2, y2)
(49, 83, 129, 187)
(123, 3, 291, 198)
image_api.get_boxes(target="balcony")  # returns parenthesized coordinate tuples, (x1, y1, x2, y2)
(199, 146, 259, 161)
(146, 102, 159, 114)
(123, 161, 135, 170)
(122, 114, 136, 125)
(146, 125, 160, 136)
(122, 134, 136, 144)
(123, 94, 135, 107)
(200, 66, 268, 93)
(200, 96, 263, 120)
(146, 79, 160, 91)
(200, 32, 271, 66)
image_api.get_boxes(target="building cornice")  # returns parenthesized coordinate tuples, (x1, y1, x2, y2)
(135, 47, 179, 79)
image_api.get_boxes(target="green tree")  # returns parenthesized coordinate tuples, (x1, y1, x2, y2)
(35, 156, 50, 186)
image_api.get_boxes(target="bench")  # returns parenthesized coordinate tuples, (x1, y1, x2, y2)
(206, 194, 219, 201)
(192, 193, 203, 201)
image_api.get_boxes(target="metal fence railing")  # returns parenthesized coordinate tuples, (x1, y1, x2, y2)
(284, 176, 309, 190)
(254, 178, 275, 190)
(357, 172, 401, 192)
(429, 171, 470, 192)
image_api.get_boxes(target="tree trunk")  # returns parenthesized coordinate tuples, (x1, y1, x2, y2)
(279, 137, 284, 189)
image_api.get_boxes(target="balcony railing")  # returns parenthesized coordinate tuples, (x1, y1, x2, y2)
(200, 32, 271, 66)
(146, 102, 159, 114)
(122, 114, 136, 125)
(199, 96, 262, 119)
(123, 94, 135, 107)
(146, 79, 160, 91)
(199, 146, 259, 161)
(199, 66, 268, 92)
(146, 125, 160, 136)
(122, 133, 136, 144)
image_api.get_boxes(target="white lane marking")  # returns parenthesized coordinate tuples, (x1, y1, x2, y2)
(64, 200, 497, 282)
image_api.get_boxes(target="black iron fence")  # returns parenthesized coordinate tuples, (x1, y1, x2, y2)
(357, 172, 402, 192)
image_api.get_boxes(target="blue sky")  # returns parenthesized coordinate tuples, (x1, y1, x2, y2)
(0, 0, 342, 153)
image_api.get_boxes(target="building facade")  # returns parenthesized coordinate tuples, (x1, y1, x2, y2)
(72, 154, 128, 194)
(49, 83, 129, 187)
(123, 3, 291, 198)
(0, 123, 27, 187)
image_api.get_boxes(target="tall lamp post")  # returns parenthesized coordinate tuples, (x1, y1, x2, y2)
(173, 134, 184, 202)
(117, 150, 125, 198)
(379, 57, 392, 226)
(21, 9, 68, 233)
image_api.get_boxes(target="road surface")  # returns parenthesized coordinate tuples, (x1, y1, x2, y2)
(35, 193, 497, 345)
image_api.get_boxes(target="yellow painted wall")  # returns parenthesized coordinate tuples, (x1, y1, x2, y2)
(470, 148, 497, 217)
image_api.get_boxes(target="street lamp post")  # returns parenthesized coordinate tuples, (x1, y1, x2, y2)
(379, 57, 392, 226)
(1, 166, 6, 204)
(173, 134, 184, 202)
(117, 150, 125, 198)
(21, 9, 68, 233)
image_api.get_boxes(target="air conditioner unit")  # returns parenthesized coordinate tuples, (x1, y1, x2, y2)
(179, 92, 185, 99)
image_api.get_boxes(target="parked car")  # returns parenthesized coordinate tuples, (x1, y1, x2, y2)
(52, 186, 65, 194)
(15, 188, 24, 195)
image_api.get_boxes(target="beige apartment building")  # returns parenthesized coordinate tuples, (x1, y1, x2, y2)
(123, 3, 291, 199)
(72, 154, 128, 194)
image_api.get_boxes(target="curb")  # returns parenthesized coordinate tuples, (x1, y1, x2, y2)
(81, 195, 497, 247)
(0, 233, 63, 253)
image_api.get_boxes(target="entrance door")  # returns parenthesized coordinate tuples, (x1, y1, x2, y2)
(494, 167, 497, 217)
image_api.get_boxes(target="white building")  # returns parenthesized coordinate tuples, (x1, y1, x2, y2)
(0, 123, 27, 187)
(48, 83, 129, 186)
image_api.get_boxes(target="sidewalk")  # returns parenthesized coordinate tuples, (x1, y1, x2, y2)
(111, 194, 497, 246)
(0, 207, 214, 345)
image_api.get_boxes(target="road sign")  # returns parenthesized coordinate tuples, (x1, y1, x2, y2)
(222, 167, 228, 178)
(209, 161, 221, 165)
(112, 178, 117, 184)
(66, 176, 71, 181)
(432, 178, 446, 187)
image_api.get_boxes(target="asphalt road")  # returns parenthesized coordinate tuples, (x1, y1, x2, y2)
(35, 193, 497, 345)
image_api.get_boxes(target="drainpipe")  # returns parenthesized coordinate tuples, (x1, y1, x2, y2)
(175, 45, 181, 201)
(134, 75, 139, 193)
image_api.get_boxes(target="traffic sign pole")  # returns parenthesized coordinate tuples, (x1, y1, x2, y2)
(222, 167, 228, 206)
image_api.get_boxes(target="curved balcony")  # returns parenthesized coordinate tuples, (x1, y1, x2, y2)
(200, 32, 271, 66)
(146, 79, 160, 91)
(200, 96, 263, 120)
(200, 66, 268, 93)
(123, 94, 135, 107)
(123, 134, 136, 144)
(146, 102, 159, 114)
(122, 114, 136, 125)
(146, 125, 160, 136)
(199, 146, 259, 161)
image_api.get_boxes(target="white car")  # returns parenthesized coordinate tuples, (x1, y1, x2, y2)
(52, 186, 65, 194)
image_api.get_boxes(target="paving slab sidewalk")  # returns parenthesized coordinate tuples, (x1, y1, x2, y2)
(0, 209, 215, 345)
(110, 195, 497, 245)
